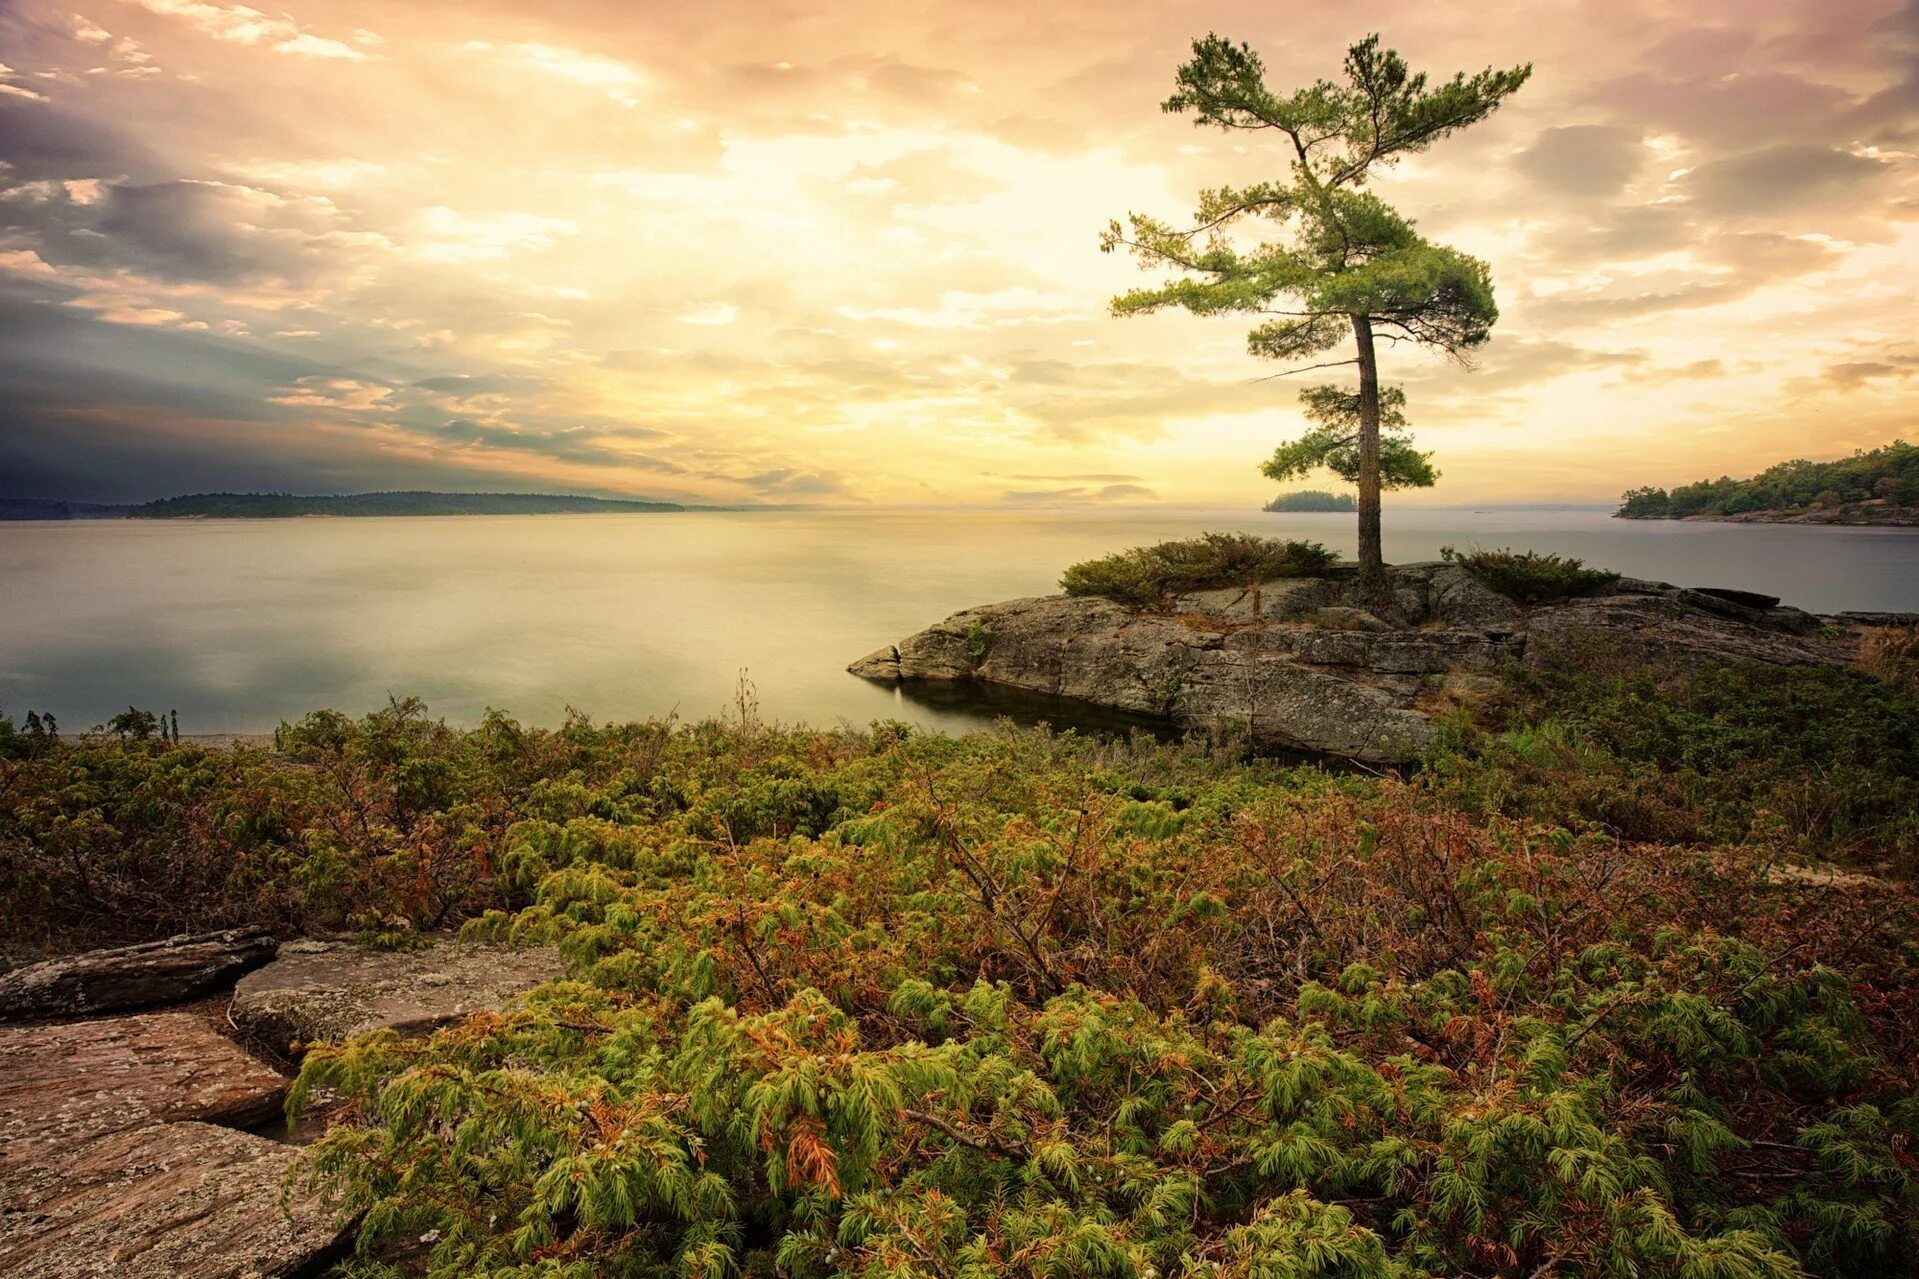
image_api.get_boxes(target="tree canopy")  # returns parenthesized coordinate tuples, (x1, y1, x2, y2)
(1261, 384, 1437, 491)
(1103, 34, 1529, 592)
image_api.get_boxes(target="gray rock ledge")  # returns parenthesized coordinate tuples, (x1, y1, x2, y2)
(849, 562, 1855, 764)
(230, 938, 565, 1056)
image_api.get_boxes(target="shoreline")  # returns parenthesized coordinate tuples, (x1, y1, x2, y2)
(1617, 508, 1919, 527)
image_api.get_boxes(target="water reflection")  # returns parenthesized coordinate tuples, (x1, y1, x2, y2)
(876, 678, 1182, 741)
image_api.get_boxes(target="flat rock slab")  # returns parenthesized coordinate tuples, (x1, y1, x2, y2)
(0, 928, 279, 1022)
(0, 1012, 291, 1158)
(231, 939, 565, 1055)
(0, 1121, 342, 1279)
(0, 1013, 345, 1279)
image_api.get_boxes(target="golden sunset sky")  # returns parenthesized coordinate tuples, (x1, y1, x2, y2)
(1, 0, 1914, 505)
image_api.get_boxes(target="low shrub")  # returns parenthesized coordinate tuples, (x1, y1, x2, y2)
(4, 692, 1918, 1277)
(287, 733, 1917, 1279)
(1442, 543, 1620, 603)
(1425, 646, 1919, 866)
(1062, 532, 1335, 609)
(1862, 623, 1919, 694)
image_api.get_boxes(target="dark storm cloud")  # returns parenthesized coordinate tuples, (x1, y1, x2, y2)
(0, 98, 162, 181)
(432, 417, 686, 472)
(0, 397, 370, 503)
(0, 173, 363, 286)
(414, 373, 551, 394)
(0, 289, 692, 497)
(87, 179, 359, 284)
(0, 291, 341, 408)
(997, 472, 1145, 482)
(95, 182, 274, 282)
(0, 290, 383, 499)
(0, 308, 358, 500)
(999, 483, 1156, 503)
(1515, 125, 1645, 196)
(1683, 144, 1890, 215)
(735, 468, 855, 496)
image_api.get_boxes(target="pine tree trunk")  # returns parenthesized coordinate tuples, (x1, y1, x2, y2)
(1350, 313, 1387, 603)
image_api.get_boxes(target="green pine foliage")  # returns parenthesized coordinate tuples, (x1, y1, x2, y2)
(275, 723, 1917, 1279)
(1261, 385, 1439, 494)
(1440, 545, 1621, 604)
(1102, 33, 1528, 588)
(1060, 533, 1336, 611)
(5, 685, 1917, 1278)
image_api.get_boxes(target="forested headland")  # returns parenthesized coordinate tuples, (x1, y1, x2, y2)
(1617, 440, 1918, 524)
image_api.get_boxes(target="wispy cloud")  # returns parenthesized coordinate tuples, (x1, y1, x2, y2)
(0, 0, 1913, 504)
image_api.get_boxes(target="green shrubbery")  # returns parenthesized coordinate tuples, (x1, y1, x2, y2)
(1442, 544, 1621, 603)
(1261, 488, 1355, 512)
(1619, 439, 1919, 518)
(264, 713, 1915, 1279)
(1864, 624, 1919, 695)
(5, 670, 1918, 1278)
(1427, 646, 1919, 867)
(1061, 533, 1336, 610)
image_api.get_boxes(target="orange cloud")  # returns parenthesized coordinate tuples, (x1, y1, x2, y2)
(0, 0, 1913, 504)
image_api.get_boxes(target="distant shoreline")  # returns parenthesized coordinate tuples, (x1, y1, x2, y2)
(0, 491, 724, 520)
(1616, 506, 1919, 527)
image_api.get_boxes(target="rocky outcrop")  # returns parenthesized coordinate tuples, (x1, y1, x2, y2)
(850, 563, 1853, 763)
(0, 1012, 345, 1278)
(0, 928, 279, 1023)
(231, 939, 565, 1056)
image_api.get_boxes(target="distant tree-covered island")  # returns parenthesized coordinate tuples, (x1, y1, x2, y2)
(1617, 440, 1918, 525)
(1263, 489, 1357, 513)
(0, 491, 689, 520)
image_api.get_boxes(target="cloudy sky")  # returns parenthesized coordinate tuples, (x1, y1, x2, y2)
(0, 0, 1914, 506)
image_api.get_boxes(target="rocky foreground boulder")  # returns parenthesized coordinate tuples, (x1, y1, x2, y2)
(850, 563, 1853, 763)
(0, 1012, 344, 1278)
(0, 928, 279, 1023)
(231, 938, 566, 1056)
(0, 933, 568, 1278)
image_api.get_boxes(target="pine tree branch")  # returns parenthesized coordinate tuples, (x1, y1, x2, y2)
(1249, 358, 1359, 382)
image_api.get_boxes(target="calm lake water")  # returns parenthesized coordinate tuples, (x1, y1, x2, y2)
(1, 507, 1914, 735)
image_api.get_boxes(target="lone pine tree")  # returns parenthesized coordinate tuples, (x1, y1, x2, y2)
(1104, 33, 1529, 600)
